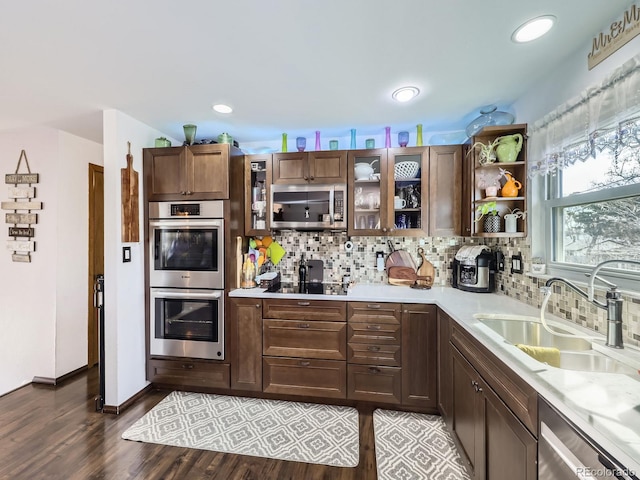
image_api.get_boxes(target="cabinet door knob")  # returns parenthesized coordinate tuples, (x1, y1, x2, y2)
(186, 191, 192, 195)
(255, 304, 260, 308)
(309, 176, 314, 180)
(303, 176, 309, 181)
(382, 227, 387, 232)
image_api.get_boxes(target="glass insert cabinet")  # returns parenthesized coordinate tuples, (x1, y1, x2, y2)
(347, 147, 429, 236)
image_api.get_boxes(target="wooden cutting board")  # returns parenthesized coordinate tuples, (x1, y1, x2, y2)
(121, 142, 139, 242)
(415, 247, 435, 288)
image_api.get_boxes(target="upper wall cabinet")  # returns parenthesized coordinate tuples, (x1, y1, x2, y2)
(143, 144, 231, 201)
(272, 151, 347, 184)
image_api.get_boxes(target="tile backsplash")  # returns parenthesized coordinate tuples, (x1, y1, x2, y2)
(265, 231, 640, 347)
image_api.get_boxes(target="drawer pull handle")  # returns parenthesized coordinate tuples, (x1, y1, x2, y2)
(297, 301, 311, 306)
(182, 364, 194, 369)
(298, 323, 310, 329)
(368, 367, 381, 373)
(366, 304, 381, 309)
(367, 324, 381, 330)
(367, 346, 381, 352)
(299, 361, 311, 367)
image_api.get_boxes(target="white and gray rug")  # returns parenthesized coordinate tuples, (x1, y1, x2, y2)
(373, 409, 470, 480)
(122, 391, 359, 467)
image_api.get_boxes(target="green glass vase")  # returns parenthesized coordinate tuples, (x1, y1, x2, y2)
(281, 133, 288, 152)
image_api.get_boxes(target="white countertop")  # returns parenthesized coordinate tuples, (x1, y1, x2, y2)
(230, 283, 640, 474)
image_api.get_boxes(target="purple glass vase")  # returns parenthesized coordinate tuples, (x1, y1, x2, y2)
(315, 131, 321, 150)
(384, 127, 391, 148)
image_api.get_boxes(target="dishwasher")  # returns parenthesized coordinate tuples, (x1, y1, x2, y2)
(539, 397, 638, 480)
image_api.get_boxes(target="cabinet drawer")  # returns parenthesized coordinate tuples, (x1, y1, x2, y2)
(263, 319, 346, 360)
(263, 357, 346, 399)
(348, 302, 401, 324)
(348, 322, 401, 344)
(347, 365, 401, 404)
(263, 299, 346, 321)
(148, 357, 230, 389)
(451, 323, 538, 435)
(348, 343, 401, 366)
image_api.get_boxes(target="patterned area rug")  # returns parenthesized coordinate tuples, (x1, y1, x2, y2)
(122, 391, 360, 467)
(373, 409, 470, 480)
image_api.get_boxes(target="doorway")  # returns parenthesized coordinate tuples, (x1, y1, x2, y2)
(88, 164, 104, 368)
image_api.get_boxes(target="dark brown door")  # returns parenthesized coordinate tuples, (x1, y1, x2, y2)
(88, 164, 104, 367)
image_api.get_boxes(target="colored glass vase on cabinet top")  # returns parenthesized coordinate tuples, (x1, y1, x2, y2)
(315, 131, 321, 150)
(416, 124, 423, 146)
(281, 133, 288, 152)
(296, 137, 306, 152)
(350, 129, 356, 149)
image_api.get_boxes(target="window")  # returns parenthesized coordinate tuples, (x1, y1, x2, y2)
(543, 146, 640, 282)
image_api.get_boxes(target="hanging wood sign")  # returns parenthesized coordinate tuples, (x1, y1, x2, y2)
(3, 149, 41, 263)
(588, 3, 640, 70)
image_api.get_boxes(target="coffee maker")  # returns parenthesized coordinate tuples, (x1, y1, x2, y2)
(452, 246, 496, 293)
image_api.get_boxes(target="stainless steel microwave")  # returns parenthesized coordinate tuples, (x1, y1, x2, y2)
(270, 184, 346, 230)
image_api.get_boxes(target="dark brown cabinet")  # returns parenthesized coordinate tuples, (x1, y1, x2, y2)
(348, 146, 462, 236)
(437, 309, 453, 425)
(228, 297, 263, 392)
(401, 304, 438, 409)
(144, 144, 232, 200)
(148, 357, 230, 389)
(272, 151, 347, 184)
(262, 298, 347, 399)
(347, 302, 402, 404)
(449, 322, 538, 480)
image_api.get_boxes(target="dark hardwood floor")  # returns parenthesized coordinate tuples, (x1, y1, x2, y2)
(0, 368, 378, 480)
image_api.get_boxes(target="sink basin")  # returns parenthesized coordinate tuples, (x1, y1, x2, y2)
(473, 314, 593, 351)
(473, 313, 638, 375)
(560, 351, 638, 375)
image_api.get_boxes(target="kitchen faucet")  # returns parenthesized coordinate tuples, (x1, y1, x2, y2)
(542, 259, 640, 349)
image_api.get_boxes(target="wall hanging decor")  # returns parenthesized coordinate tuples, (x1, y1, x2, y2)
(121, 142, 140, 242)
(2, 149, 42, 263)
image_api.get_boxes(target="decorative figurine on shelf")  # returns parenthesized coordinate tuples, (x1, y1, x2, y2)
(405, 184, 420, 208)
(495, 133, 523, 163)
(499, 169, 522, 197)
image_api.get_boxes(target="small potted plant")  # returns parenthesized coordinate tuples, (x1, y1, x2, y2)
(476, 170, 502, 197)
(468, 139, 499, 165)
(475, 201, 500, 233)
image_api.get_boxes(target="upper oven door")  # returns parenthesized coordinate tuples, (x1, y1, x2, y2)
(149, 218, 224, 289)
(270, 184, 346, 230)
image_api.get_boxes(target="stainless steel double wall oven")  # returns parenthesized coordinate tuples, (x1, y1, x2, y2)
(148, 201, 225, 360)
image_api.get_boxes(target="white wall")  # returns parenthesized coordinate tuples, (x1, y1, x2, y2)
(0, 128, 101, 396)
(102, 109, 171, 407)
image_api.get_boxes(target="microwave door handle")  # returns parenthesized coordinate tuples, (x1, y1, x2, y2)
(329, 187, 335, 225)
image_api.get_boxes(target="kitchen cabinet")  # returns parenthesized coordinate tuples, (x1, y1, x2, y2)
(437, 309, 453, 426)
(347, 146, 462, 236)
(463, 124, 528, 237)
(346, 302, 402, 404)
(450, 322, 538, 480)
(262, 298, 347, 399)
(148, 357, 230, 390)
(143, 144, 233, 200)
(244, 154, 272, 236)
(401, 304, 438, 409)
(272, 151, 347, 184)
(228, 297, 263, 392)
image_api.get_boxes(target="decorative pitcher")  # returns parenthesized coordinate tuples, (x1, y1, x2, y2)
(501, 171, 522, 197)
(495, 133, 523, 163)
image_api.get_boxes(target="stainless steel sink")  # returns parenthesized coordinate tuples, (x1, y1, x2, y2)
(473, 313, 638, 375)
(474, 314, 593, 351)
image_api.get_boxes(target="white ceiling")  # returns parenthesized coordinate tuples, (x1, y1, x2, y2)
(0, 1, 631, 147)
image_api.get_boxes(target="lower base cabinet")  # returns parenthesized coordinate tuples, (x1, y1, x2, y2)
(148, 357, 230, 389)
(347, 364, 402, 403)
(263, 357, 347, 398)
(451, 347, 537, 480)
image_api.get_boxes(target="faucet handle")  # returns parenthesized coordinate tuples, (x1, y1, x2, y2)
(584, 272, 617, 289)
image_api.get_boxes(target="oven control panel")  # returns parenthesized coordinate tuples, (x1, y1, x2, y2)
(170, 203, 200, 216)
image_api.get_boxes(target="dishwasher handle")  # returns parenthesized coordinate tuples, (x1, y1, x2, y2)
(540, 421, 597, 480)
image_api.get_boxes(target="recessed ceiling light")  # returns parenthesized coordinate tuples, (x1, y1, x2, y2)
(392, 86, 420, 103)
(512, 15, 555, 43)
(213, 104, 233, 114)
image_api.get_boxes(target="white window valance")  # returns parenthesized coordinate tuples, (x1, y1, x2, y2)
(528, 54, 640, 177)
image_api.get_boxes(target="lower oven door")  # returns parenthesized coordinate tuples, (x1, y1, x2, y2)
(150, 288, 224, 360)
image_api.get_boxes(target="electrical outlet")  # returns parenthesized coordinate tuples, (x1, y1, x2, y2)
(511, 254, 523, 274)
